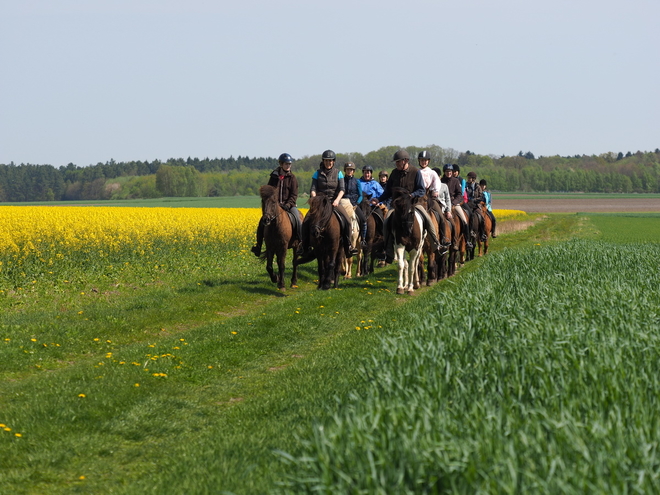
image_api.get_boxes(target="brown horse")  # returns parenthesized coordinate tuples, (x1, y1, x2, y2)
(448, 208, 465, 277)
(259, 185, 302, 291)
(302, 193, 345, 290)
(390, 188, 425, 295)
(415, 191, 440, 286)
(356, 196, 385, 277)
(474, 200, 493, 256)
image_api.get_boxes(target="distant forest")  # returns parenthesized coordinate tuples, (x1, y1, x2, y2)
(1, 145, 660, 202)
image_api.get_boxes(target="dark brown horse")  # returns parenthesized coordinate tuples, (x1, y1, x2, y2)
(259, 185, 302, 291)
(356, 195, 385, 277)
(302, 193, 345, 290)
(390, 188, 425, 295)
(448, 209, 465, 277)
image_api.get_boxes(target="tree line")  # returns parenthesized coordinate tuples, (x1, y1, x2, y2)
(1, 146, 659, 202)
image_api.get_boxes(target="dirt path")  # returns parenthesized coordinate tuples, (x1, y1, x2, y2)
(494, 197, 660, 213)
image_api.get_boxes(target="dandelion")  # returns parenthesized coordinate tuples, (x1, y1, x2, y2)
(15, 433, 22, 437)
(4, 427, 11, 432)
(134, 383, 140, 387)
(78, 394, 86, 398)
(30, 338, 37, 342)
(231, 331, 237, 335)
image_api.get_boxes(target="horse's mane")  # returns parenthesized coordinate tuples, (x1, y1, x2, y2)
(306, 193, 334, 227)
(391, 187, 413, 210)
(259, 184, 277, 202)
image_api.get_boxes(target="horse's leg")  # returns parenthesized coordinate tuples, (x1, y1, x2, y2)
(265, 249, 277, 284)
(276, 247, 286, 291)
(395, 245, 406, 294)
(410, 249, 421, 292)
(291, 244, 299, 288)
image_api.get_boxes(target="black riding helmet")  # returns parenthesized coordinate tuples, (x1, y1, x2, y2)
(362, 165, 374, 172)
(278, 153, 293, 164)
(418, 150, 431, 160)
(321, 150, 336, 160)
(442, 164, 453, 171)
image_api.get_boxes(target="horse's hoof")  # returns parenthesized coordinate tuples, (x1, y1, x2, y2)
(426, 279, 436, 286)
(407, 290, 415, 296)
(396, 288, 405, 295)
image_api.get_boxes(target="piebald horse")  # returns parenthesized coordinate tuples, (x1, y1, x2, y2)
(390, 188, 426, 295)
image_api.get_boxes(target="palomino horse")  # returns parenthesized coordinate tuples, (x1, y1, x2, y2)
(390, 188, 426, 295)
(302, 193, 345, 290)
(356, 195, 385, 277)
(341, 201, 360, 279)
(259, 185, 302, 291)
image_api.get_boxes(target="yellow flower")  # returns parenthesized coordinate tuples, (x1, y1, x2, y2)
(15, 433, 22, 438)
(134, 383, 140, 387)
(78, 394, 86, 398)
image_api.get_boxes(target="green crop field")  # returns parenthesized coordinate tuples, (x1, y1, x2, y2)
(1, 211, 659, 494)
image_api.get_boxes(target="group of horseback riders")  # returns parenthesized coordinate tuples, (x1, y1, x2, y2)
(251, 148, 497, 268)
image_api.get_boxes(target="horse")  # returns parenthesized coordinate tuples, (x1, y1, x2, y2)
(341, 202, 360, 279)
(259, 185, 302, 291)
(415, 191, 441, 286)
(448, 208, 465, 277)
(302, 193, 345, 290)
(390, 188, 426, 295)
(356, 195, 385, 277)
(474, 199, 493, 256)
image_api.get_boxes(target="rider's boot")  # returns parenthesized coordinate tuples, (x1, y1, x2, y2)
(360, 222, 368, 248)
(251, 219, 264, 257)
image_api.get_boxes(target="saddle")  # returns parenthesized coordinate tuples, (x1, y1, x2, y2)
(286, 210, 299, 232)
(333, 208, 347, 231)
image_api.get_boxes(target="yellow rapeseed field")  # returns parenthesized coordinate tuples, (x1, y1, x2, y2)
(0, 205, 524, 280)
(0, 206, 259, 255)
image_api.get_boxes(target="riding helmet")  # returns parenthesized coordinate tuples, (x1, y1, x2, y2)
(453, 164, 461, 172)
(392, 149, 410, 162)
(321, 150, 336, 160)
(379, 170, 389, 177)
(418, 150, 431, 160)
(479, 179, 488, 186)
(362, 165, 374, 172)
(442, 163, 454, 171)
(467, 171, 477, 178)
(344, 162, 356, 170)
(278, 153, 293, 164)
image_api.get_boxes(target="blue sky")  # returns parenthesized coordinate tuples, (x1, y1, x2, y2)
(1, 0, 658, 166)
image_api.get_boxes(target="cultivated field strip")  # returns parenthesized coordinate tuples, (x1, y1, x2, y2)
(279, 240, 660, 493)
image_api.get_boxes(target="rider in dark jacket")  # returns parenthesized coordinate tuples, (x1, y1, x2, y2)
(371, 149, 443, 263)
(302, 150, 359, 259)
(251, 153, 301, 257)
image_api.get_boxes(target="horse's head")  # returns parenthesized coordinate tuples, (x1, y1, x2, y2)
(259, 185, 279, 225)
(392, 187, 415, 236)
(306, 193, 333, 238)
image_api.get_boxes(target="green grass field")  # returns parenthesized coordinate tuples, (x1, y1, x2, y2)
(1, 212, 659, 493)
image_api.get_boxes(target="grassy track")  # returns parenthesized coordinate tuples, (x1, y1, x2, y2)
(2, 212, 655, 493)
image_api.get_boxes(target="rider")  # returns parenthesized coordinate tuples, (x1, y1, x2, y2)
(251, 153, 300, 257)
(343, 162, 368, 248)
(479, 179, 497, 238)
(378, 170, 389, 189)
(453, 164, 467, 204)
(307, 149, 359, 258)
(441, 163, 473, 249)
(464, 171, 485, 241)
(418, 151, 451, 247)
(360, 164, 384, 201)
(371, 149, 443, 263)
